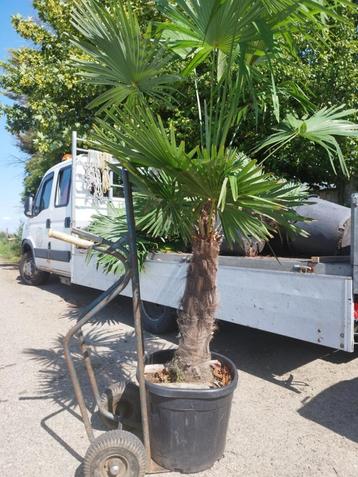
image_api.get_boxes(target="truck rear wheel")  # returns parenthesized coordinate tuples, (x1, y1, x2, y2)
(141, 301, 177, 334)
(19, 250, 49, 286)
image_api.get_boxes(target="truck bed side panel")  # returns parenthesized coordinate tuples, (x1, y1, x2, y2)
(72, 253, 354, 352)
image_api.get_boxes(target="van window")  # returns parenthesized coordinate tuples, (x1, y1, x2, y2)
(33, 173, 54, 215)
(56, 167, 71, 207)
(112, 170, 124, 198)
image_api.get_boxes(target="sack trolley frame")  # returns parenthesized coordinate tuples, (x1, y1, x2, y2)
(50, 134, 169, 475)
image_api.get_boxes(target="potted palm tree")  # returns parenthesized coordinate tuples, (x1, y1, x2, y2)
(71, 0, 357, 473)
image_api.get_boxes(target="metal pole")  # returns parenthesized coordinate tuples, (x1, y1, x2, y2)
(122, 169, 152, 466)
(351, 193, 358, 295)
(63, 271, 131, 441)
(71, 131, 77, 230)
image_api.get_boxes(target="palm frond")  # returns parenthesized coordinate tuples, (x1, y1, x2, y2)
(216, 152, 309, 243)
(158, 0, 345, 140)
(90, 106, 310, 244)
(71, 0, 179, 110)
(158, 0, 334, 74)
(256, 105, 358, 175)
(121, 168, 197, 243)
(88, 204, 160, 274)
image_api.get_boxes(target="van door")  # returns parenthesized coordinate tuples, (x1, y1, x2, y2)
(30, 172, 54, 271)
(48, 164, 72, 276)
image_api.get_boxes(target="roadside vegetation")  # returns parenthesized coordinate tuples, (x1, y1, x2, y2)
(0, 226, 22, 263)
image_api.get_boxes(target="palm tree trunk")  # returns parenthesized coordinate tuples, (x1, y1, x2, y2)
(173, 234, 221, 381)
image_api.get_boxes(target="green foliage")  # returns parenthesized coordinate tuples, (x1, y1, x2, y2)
(94, 108, 309, 245)
(2, 0, 356, 199)
(88, 203, 185, 273)
(88, 205, 159, 273)
(252, 2, 358, 190)
(257, 105, 358, 175)
(0, 0, 160, 196)
(0, 0, 99, 194)
(0, 224, 23, 262)
(70, 0, 357, 277)
(72, 1, 178, 111)
(158, 0, 328, 72)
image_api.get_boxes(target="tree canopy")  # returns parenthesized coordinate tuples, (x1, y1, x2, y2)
(0, 0, 357, 198)
(0, 0, 159, 195)
(260, 3, 358, 199)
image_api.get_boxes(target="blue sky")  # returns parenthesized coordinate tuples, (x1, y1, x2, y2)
(0, 0, 35, 232)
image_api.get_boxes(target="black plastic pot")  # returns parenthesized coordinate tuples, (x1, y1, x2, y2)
(145, 349, 238, 473)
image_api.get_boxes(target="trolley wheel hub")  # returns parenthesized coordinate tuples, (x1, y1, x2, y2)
(105, 457, 128, 476)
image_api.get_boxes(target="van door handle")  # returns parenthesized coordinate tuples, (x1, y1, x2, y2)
(46, 219, 51, 229)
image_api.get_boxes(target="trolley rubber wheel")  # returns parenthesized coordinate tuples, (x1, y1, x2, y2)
(19, 250, 49, 286)
(100, 382, 140, 430)
(84, 430, 146, 477)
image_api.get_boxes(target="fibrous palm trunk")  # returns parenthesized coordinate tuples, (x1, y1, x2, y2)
(173, 233, 221, 381)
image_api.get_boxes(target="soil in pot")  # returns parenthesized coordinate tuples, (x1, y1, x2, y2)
(144, 359, 232, 388)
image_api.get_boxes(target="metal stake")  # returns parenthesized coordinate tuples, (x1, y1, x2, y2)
(352, 193, 358, 296)
(122, 169, 152, 467)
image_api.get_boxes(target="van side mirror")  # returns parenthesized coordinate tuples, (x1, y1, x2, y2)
(24, 195, 34, 217)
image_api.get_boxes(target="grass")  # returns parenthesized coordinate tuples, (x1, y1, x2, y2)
(0, 229, 22, 263)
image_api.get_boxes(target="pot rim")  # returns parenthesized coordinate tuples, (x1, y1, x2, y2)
(144, 349, 238, 399)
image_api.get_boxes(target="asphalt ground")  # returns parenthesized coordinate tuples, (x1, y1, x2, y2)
(0, 265, 357, 477)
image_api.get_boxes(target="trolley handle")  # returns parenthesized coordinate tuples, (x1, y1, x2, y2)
(48, 229, 94, 249)
(71, 227, 106, 245)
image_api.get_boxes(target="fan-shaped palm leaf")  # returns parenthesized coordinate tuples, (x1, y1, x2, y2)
(158, 0, 333, 75)
(71, 0, 179, 110)
(91, 107, 308, 244)
(88, 203, 160, 274)
(256, 105, 358, 175)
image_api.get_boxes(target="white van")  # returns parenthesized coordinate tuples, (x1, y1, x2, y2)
(20, 133, 358, 349)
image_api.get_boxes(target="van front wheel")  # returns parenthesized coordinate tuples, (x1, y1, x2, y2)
(19, 251, 49, 286)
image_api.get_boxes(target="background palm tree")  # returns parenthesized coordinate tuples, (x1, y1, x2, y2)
(72, 0, 358, 381)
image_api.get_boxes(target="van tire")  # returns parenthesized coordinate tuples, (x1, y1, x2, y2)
(141, 301, 177, 334)
(19, 250, 49, 286)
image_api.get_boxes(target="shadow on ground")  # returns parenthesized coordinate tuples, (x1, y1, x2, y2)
(16, 274, 101, 310)
(21, 276, 358, 400)
(20, 278, 358, 473)
(298, 377, 358, 443)
(74, 464, 84, 477)
(212, 320, 358, 392)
